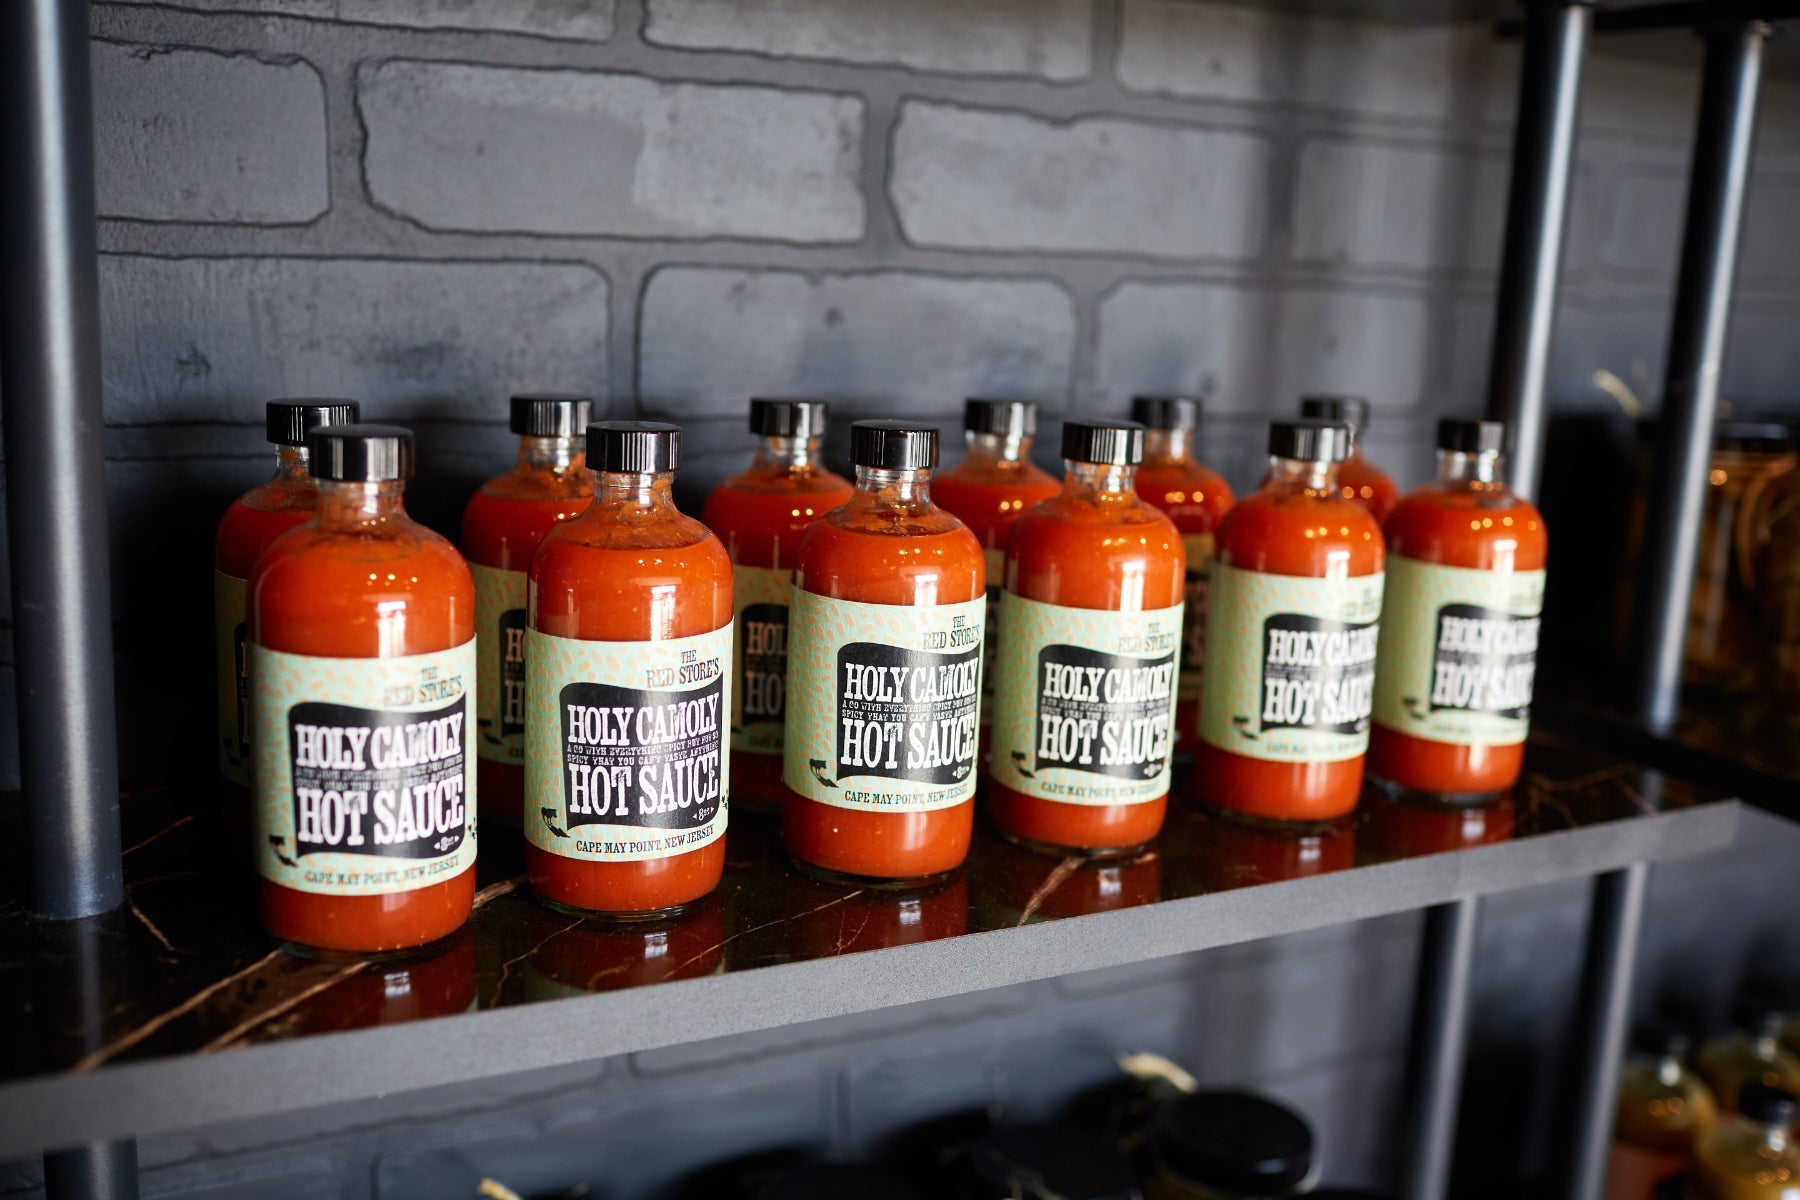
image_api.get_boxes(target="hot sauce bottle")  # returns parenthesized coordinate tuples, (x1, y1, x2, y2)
(250, 425, 476, 954)
(525, 422, 732, 917)
(988, 419, 1184, 855)
(701, 399, 852, 813)
(1301, 395, 1398, 524)
(461, 395, 594, 827)
(783, 421, 985, 885)
(932, 398, 1061, 763)
(216, 399, 359, 792)
(1130, 396, 1236, 757)
(1367, 420, 1547, 800)
(1197, 420, 1384, 825)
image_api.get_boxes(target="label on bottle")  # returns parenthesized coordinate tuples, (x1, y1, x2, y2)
(989, 593, 1182, 805)
(471, 563, 529, 766)
(980, 546, 1005, 727)
(250, 640, 477, 896)
(783, 590, 985, 811)
(1179, 532, 1215, 703)
(525, 624, 731, 862)
(215, 570, 251, 785)
(1372, 557, 1545, 747)
(731, 564, 793, 757)
(1199, 562, 1385, 763)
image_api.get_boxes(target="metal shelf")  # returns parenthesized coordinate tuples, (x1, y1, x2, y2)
(0, 736, 1738, 1162)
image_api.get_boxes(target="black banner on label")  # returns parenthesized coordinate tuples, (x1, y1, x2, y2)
(1259, 614, 1379, 735)
(739, 602, 788, 725)
(498, 607, 527, 739)
(1180, 573, 1206, 675)
(558, 675, 725, 832)
(1428, 603, 1539, 719)
(835, 643, 980, 785)
(1034, 645, 1176, 778)
(287, 698, 469, 859)
(232, 620, 250, 766)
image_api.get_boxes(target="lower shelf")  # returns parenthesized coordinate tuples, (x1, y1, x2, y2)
(0, 733, 1738, 1160)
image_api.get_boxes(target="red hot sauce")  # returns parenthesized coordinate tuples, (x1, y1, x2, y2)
(460, 395, 594, 826)
(1197, 420, 1384, 824)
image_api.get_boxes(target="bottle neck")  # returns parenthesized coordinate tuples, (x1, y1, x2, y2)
(1062, 459, 1139, 502)
(963, 430, 1033, 466)
(1143, 429, 1191, 465)
(591, 470, 680, 515)
(316, 480, 409, 531)
(1268, 456, 1341, 496)
(751, 435, 824, 473)
(273, 445, 310, 481)
(520, 434, 582, 474)
(1435, 448, 1504, 491)
(852, 465, 933, 511)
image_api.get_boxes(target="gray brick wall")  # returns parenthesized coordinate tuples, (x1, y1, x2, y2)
(5, 0, 1799, 1194)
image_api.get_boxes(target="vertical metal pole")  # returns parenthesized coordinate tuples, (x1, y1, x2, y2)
(0, 0, 124, 919)
(1399, 898, 1480, 1200)
(1560, 863, 1650, 1200)
(1485, 0, 1593, 501)
(44, 1144, 140, 1200)
(1630, 23, 1769, 732)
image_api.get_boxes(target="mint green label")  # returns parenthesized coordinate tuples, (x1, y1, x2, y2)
(990, 592, 1182, 806)
(471, 562, 528, 766)
(524, 625, 731, 862)
(215, 569, 250, 784)
(783, 589, 985, 811)
(1373, 556, 1544, 747)
(250, 641, 477, 896)
(1199, 562, 1385, 763)
(731, 564, 792, 756)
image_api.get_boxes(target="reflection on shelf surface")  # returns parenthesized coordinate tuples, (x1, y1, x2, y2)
(0, 732, 1717, 1085)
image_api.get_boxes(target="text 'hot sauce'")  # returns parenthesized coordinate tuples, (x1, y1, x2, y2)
(1198, 419, 1385, 824)
(1130, 396, 1235, 757)
(1368, 419, 1547, 799)
(701, 399, 852, 812)
(933, 398, 1061, 761)
(525, 422, 732, 917)
(989, 418, 1183, 855)
(250, 425, 477, 954)
(461, 395, 594, 826)
(783, 420, 985, 884)
(217, 399, 359, 790)
(1302, 395, 1398, 525)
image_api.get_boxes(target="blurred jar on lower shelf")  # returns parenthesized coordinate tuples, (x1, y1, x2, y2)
(1142, 1090, 1317, 1199)
(1699, 1000, 1800, 1115)
(1689, 1082, 1800, 1200)
(1605, 1023, 1717, 1200)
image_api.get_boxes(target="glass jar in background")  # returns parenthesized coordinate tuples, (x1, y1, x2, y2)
(1698, 1001, 1800, 1114)
(1689, 1082, 1800, 1200)
(1605, 1022, 1718, 1200)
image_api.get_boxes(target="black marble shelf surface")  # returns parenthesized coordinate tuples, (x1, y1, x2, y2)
(0, 733, 1738, 1159)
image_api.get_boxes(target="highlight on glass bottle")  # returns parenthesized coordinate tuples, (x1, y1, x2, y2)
(1131, 395, 1235, 759)
(461, 394, 595, 827)
(1196, 418, 1385, 826)
(524, 419, 733, 919)
(701, 398, 853, 813)
(249, 423, 478, 956)
(1367, 418, 1547, 803)
(987, 416, 1184, 858)
(1689, 1081, 1800, 1200)
(782, 419, 986, 886)
(1299, 394, 1398, 524)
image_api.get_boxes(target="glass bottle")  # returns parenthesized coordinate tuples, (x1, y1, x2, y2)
(1700, 1005, 1800, 1114)
(783, 421, 985, 884)
(216, 399, 359, 794)
(1690, 1082, 1800, 1199)
(525, 422, 732, 917)
(933, 398, 1062, 766)
(988, 418, 1183, 855)
(249, 425, 476, 954)
(1300, 395, 1398, 524)
(1132, 396, 1236, 758)
(1367, 419, 1548, 799)
(1606, 1024, 1718, 1200)
(700, 399, 853, 812)
(1196, 420, 1385, 824)
(461, 394, 594, 827)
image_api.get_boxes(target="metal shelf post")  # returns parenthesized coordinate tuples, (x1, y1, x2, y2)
(1399, 898, 1479, 1200)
